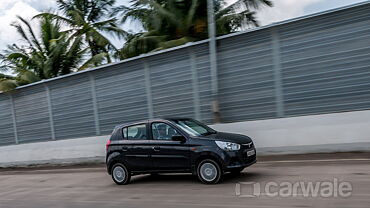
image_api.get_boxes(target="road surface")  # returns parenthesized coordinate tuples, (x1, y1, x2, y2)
(1, 153, 370, 208)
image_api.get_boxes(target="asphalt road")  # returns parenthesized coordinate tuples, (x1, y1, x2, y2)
(1, 153, 370, 208)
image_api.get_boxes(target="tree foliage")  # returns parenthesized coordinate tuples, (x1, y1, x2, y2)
(36, 0, 127, 63)
(0, 15, 105, 92)
(116, 0, 272, 58)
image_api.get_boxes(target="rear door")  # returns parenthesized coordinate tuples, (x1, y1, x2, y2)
(122, 123, 153, 172)
(149, 122, 191, 171)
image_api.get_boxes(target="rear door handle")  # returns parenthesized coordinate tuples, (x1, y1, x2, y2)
(153, 146, 160, 151)
(121, 146, 128, 151)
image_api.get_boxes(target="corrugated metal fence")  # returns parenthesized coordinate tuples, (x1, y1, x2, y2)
(1, 2, 370, 146)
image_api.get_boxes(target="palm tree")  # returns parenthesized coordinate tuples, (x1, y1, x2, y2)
(36, 0, 127, 63)
(116, 0, 272, 58)
(0, 16, 105, 92)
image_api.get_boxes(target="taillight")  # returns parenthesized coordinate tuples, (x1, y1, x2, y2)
(106, 139, 111, 151)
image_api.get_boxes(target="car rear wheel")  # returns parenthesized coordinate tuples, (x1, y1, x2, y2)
(111, 163, 131, 185)
(197, 159, 222, 184)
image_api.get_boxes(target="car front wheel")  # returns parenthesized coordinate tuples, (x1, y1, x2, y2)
(197, 159, 222, 184)
(111, 163, 131, 185)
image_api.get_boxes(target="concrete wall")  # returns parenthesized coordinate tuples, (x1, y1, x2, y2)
(1, 110, 370, 167)
(213, 110, 370, 155)
(0, 136, 108, 167)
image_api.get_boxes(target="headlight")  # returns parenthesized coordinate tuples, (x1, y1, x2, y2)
(215, 141, 240, 151)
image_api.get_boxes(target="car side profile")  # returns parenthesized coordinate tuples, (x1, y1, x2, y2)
(106, 118, 256, 184)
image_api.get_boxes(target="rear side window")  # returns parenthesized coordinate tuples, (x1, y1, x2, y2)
(127, 124, 147, 140)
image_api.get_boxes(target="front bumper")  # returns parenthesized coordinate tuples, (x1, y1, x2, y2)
(222, 147, 257, 170)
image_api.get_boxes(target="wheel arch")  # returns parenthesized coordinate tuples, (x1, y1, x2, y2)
(192, 152, 225, 175)
(106, 152, 124, 175)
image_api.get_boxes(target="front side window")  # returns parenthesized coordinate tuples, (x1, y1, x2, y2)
(152, 123, 180, 140)
(127, 124, 147, 140)
(172, 119, 216, 137)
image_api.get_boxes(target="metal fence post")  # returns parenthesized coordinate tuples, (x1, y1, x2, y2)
(9, 94, 18, 144)
(89, 73, 101, 135)
(44, 84, 56, 140)
(189, 48, 202, 121)
(207, 0, 221, 123)
(144, 61, 154, 119)
(271, 28, 285, 117)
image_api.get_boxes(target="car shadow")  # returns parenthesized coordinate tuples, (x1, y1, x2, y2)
(130, 173, 198, 184)
(129, 171, 262, 185)
(222, 171, 263, 183)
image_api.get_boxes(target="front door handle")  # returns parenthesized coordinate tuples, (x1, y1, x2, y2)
(153, 146, 160, 151)
(121, 146, 128, 151)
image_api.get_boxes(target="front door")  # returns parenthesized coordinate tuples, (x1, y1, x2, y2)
(149, 122, 191, 171)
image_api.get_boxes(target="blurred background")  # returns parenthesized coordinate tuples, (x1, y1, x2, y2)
(0, 1, 370, 208)
(0, 0, 370, 157)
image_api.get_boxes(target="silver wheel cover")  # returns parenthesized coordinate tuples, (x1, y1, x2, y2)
(200, 162, 217, 182)
(113, 166, 126, 183)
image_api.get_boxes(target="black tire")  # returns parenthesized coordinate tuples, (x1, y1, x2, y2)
(111, 163, 131, 185)
(197, 159, 222, 184)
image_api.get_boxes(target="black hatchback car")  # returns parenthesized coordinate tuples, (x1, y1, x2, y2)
(106, 118, 256, 184)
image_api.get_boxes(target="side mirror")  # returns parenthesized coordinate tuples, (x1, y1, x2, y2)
(172, 135, 186, 142)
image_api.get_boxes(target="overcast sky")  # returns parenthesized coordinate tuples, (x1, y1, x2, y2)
(0, 0, 367, 51)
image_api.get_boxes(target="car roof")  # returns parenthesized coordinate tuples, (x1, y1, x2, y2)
(114, 117, 192, 129)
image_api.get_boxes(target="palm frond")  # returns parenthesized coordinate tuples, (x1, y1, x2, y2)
(19, 70, 42, 83)
(6, 52, 29, 61)
(186, 0, 201, 27)
(230, 0, 273, 10)
(216, 10, 258, 35)
(156, 36, 195, 50)
(0, 79, 18, 92)
(34, 13, 74, 25)
(142, 0, 179, 25)
(99, 24, 129, 39)
(78, 53, 107, 70)
(87, 0, 116, 21)
(88, 28, 117, 50)
(10, 22, 34, 50)
(15, 16, 44, 53)
(119, 7, 152, 26)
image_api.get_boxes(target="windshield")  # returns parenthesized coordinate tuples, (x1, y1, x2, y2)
(172, 119, 217, 137)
